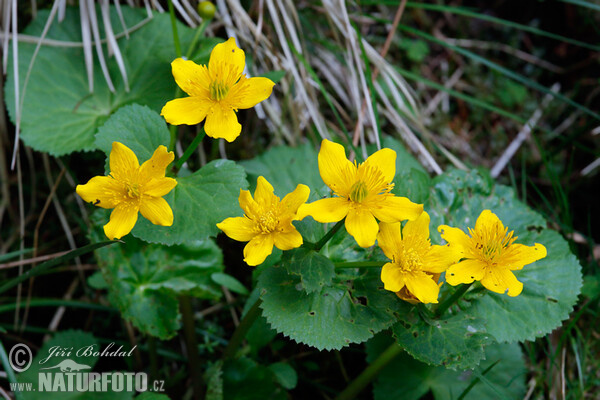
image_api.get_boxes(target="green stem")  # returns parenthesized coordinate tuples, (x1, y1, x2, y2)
(336, 343, 402, 400)
(175, 129, 206, 170)
(334, 261, 386, 268)
(167, 0, 182, 58)
(314, 220, 345, 252)
(147, 336, 159, 382)
(223, 298, 262, 360)
(180, 296, 204, 399)
(185, 20, 210, 59)
(0, 339, 24, 400)
(435, 283, 472, 318)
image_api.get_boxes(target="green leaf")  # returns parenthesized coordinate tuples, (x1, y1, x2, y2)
(368, 334, 526, 400)
(268, 362, 298, 390)
(258, 266, 397, 350)
(244, 289, 277, 355)
(222, 358, 286, 400)
(261, 70, 286, 84)
(95, 104, 170, 164)
(5, 6, 196, 156)
(281, 248, 335, 293)
(427, 169, 582, 343)
(204, 361, 224, 400)
(211, 273, 249, 295)
(91, 212, 224, 339)
(391, 303, 494, 370)
(135, 394, 171, 400)
(87, 271, 108, 290)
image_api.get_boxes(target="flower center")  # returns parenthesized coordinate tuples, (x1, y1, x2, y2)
(349, 181, 369, 203)
(209, 80, 229, 101)
(399, 248, 422, 272)
(257, 210, 279, 233)
(126, 183, 141, 198)
(469, 224, 516, 263)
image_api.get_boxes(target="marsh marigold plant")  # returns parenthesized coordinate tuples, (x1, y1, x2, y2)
(161, 37, 275, 142)
(217, 176, 309, 266)
(439, 209, 547, 296)
(377, 212, 460, 304)
(298, 139, 423, 247)
(76, 142, 177, 240)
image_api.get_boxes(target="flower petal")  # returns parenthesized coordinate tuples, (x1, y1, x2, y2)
(381, 262, 406, 292)
(254, 176, 278, 206)
(139, 145, 175, 181)
(76, 176, 124, 209)
(345, 208, 379, 247)
(139, 197, 174, 226)
(370, 196, 423, 223)
(501, 243, 547, 270)
(103, 204, 139, 240)
(401, 211, 431, 243)
(209, 37, 245, 82)
(445, 259, 486, 286)
(422, 244, 460, 273)
(217, 217, 257, 242)
(296, 197, 349, 222)
(144, 177, 177, 198)
(377, 222, 402, 261)
(405, 272, 441, 304)
(109, 142, 139, 182)
(363, 148, 396, 183)
(161, 97, 212, 126)
(229, 77, 275, 109)
(273, 229, 303, 251)
(475, 209, 504, 234)
(171, 58, 211, 97)
(317, 139, 355, 196)
(280, 184, 310, 216)
(204, 105, 241, 142)
(481, 268, 523, 297)
(438, 225, 471, 256)
(243, 234, 274, 266)
(239, 189, 260, 219)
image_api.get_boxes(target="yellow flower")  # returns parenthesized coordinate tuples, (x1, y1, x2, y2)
(297, 139, 423, 248)
(161, 37, 275, 142)
(377, 212, 459, 304)
(76, 142, 177, 240)
(439, 210, 547, 297)
(217, 176, 310, 266)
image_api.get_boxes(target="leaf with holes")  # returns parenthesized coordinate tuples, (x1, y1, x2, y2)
(281, 248, 335, 293)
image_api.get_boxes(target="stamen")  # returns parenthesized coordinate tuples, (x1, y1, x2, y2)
(126, 183, 140, 198)
(349, 181, 369, 202)
(257, 210, 279, 233)
(209, 80, 229, 101)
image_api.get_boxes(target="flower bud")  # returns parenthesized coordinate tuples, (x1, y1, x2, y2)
(197, 1, 216, 20)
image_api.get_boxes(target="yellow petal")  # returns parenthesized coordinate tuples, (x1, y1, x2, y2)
(481, 268, 523, 297)
(281, 184, 310, 216)
(445, 259, 486, 286)
(209, 37, 245, 82)
(438, 225, 470, 256)
(217, 216, 257, 242)
(144, 177, 177, 198)
(401, 211, 431, 242)
(405, 272, 440, 304)
(161, 97, 212, 126)
(317, 139, 354, 195)
(273, 229, 303, 250)
(171, 58, 211, 97)
(370, 196, 423, 223)
(139, 197, 174, 226)
(296, 197, 349, 222)
(204, 105, 241, 142)
(501, 243, 547, 270)
(254, 176, 277, 206)
(243, 234, 274, 266)
(140, 145, 175, 181)
(76, 176, 124, 209)
(380, 262, 406, 292)
(239, 189, 260, 219)
(377, 222, 402, 261)
(109, 142, 139, 182)
(345, 208, 379, 248)
(103, 204, 139, 240)
(363, 148, 396, 183)
(422, 244, 460, 274)
(229, 77, 275, 109)
(475, 209, 503, 234)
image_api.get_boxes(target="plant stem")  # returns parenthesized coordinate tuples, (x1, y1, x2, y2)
(180, 296, 204, 399)
(223, 297, 262, 360)
(0, 339, 24, 400)
(435, 283, 473, 318)
(336, 343, 402, 400)
(314, 220, 345, 252)
(334, 261, 386, 268)
(167, 0, 182, 58)
(185, 19, 210, 59)
(147, 336, 159, 381)
(175, 129, 206, 170)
